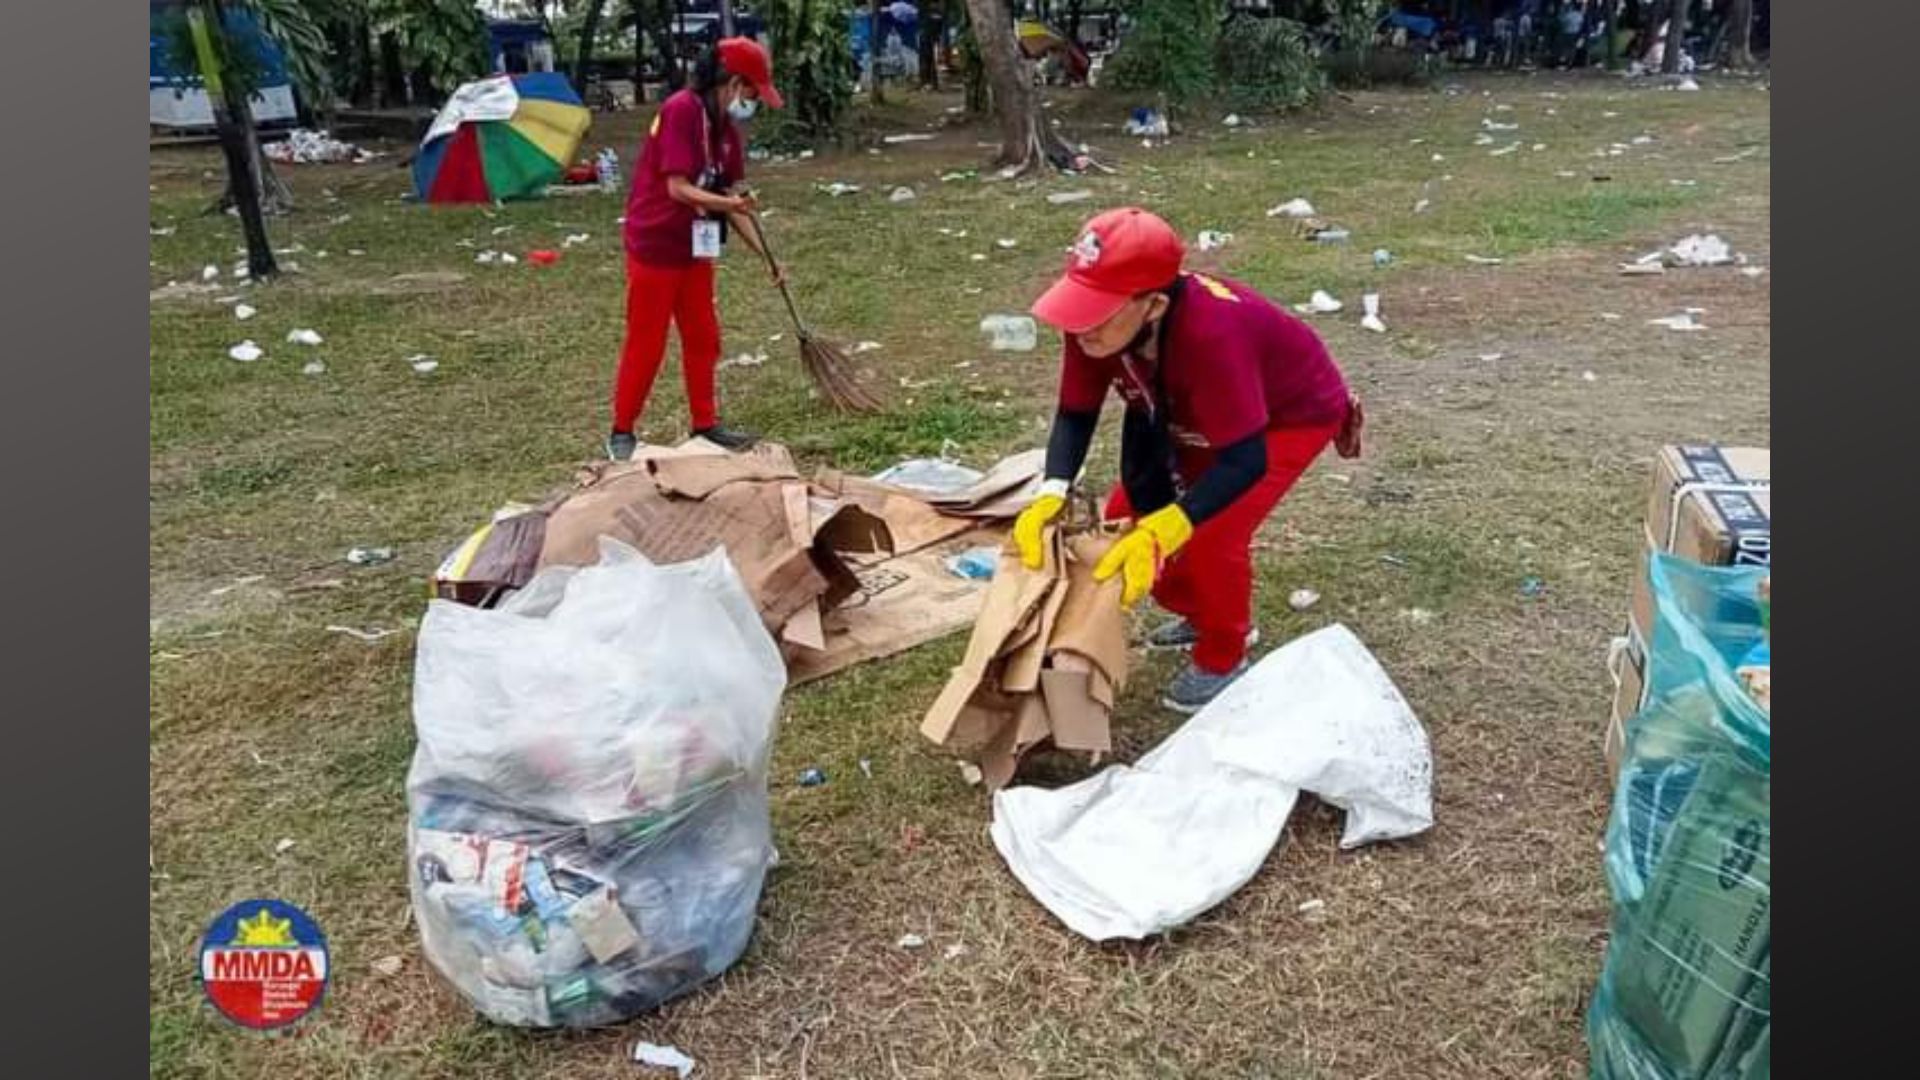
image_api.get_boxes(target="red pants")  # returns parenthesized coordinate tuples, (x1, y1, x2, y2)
(1105, 424, 1339, 673)
(611, 254, 720, 433)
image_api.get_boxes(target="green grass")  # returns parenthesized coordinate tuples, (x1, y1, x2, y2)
(150, 72, 1770, 1078)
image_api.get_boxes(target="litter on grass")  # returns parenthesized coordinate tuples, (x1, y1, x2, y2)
(327, 625, 400, 643)
(1360, 293, 1386, 333)
(632, 1042, 696, 1078)
(1288, 588, 1321, 611)
(1464, 254, 1504, 265)
(1196, 230, 1232, 252)
(228, 341, 264, 363)
(889, 186, 918, 203)
(1667, 233, 1734, 266)
(302, 360, 327, 376)
(1649, 312, 1707, 332)
(882, 133, 936, 144)
(816, 181, 863, 197)
(233, 303, 256, 320)
(1295, 290, 1343, 315)
(1047, 190, 1094, 205)
(1267, 197, 1316, 218)
(287, 328, 323, 346)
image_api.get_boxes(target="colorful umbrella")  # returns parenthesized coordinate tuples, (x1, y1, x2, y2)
(413, 72, 591, 204)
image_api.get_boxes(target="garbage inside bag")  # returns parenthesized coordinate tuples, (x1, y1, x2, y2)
(407, 539, 785, 1027)
(1589, 554, 1769, 1078)
(989, 623, 1432, 940)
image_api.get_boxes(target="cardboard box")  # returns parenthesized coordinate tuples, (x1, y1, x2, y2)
(1606, 633, 1647, 777)
(1610, 446, 1769, 773)
(1628, 445, 1770, 641)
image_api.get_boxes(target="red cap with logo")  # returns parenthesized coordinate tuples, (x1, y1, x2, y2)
(1030, 207, 1186, 334)
(717, 37, 784, 109)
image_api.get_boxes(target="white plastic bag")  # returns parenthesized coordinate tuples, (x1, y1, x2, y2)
(407, 538, 785, 1027)
(990, 624, 1433, 941)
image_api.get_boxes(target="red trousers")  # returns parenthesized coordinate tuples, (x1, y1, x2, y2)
(1105, 424, 1339, 674)
(611, 254, 720, 433)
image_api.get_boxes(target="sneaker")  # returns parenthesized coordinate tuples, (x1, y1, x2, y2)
(1144, 619, 1260, 653)
(605, 431, 638, 462)
(692, 424, 760, 451)
(1161, 658, 1252, 714)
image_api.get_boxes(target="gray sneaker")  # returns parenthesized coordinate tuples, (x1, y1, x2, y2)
(1162, 658, 1251, 714)
(1144, 618, 1259, 653)
(605, 431, 638, 461)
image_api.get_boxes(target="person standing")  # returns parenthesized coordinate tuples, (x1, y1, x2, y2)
(1013, 208, 1364, 712)
(607, 37, 786, 460)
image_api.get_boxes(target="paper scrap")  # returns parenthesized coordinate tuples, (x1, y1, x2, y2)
(632, 1041, 696, 1078)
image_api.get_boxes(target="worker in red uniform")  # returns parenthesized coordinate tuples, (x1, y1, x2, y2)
(606, 37, 786, 461)
(1015, 207, 1364, 712)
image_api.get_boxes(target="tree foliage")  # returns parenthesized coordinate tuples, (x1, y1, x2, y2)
(760, 0, 858, 147)
(368, 0, 490, 97)
(1216, 15, 1324, 110)
(1103, 0, 1224, 105)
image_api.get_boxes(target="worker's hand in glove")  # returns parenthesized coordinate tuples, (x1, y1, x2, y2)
(1013, 481, 1070, 569)
(1093, 504, 1195, 608)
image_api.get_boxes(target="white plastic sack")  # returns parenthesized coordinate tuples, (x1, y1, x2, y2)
(989, 624, 1433, 941)
(407, 538, 785, 1027)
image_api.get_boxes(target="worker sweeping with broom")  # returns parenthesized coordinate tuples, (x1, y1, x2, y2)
(1014, 207, 1364, 712)
(605, 37, 787, 460)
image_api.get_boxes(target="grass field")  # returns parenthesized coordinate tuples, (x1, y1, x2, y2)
(150, 71, 1770, 1078)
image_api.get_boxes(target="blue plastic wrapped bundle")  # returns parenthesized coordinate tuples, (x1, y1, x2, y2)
(1588, 554, 1769, 1078)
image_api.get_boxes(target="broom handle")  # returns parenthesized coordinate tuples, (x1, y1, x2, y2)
(743, 202, 811, 336)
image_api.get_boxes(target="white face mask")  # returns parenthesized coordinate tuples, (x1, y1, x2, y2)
(726, 95, 758, 122)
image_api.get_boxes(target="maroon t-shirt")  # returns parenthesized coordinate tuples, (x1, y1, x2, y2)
(1058, 271, 1351, 450)
(623, 89, 745, 267)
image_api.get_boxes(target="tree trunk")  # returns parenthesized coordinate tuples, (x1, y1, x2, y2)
(1722, 0, 1753, 68)
(632, 1, 648, 98)
(668, 0, 687, 88)
(718, 0, 735, 38)
(869, 0, 886, 103)
(919, 10, 940, 88)
(1661, 0, 1688, 73)
(576, 0, 609, 89)
(1602, 0, 1619, 69)
(192, 1, 277, 280)
(1065, 0, 1083, 43)
(962, 0, 1073, 173)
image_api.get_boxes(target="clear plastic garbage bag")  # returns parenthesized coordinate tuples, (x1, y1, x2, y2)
(406, 538, 785, 1027)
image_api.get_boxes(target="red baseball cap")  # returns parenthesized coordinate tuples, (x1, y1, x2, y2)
(717, 37, 784, 109)
(1031, 207, 1186, 334)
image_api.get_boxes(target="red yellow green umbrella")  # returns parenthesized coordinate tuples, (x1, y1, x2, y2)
(413, 73, 591, 204)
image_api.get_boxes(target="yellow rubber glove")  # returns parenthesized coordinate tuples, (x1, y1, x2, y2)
(1093, 503, 1195, 608)
(1013, 485, 1069, 569)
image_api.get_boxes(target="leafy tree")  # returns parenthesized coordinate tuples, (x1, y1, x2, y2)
(760, 0, 858, 147)
(1103, 0, 1223, 105)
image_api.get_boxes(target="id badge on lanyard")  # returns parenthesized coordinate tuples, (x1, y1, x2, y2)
(691, 109, 725, 260)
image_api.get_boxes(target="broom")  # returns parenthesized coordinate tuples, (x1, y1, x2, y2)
(742, 203, 884, 413)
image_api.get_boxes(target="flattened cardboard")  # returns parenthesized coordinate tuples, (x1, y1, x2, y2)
(1042, 653, 1113, 753)
(918, 536, 1060, 743)
(814, 470, 976, 556)
(919, 528, 1129, 788)
(646, 448, 799, 498)
(788, 530, 1006, 687)
(433, 509, 550, 607)
(541, 459, 848, 634)
(917, 449, 1045, 508)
